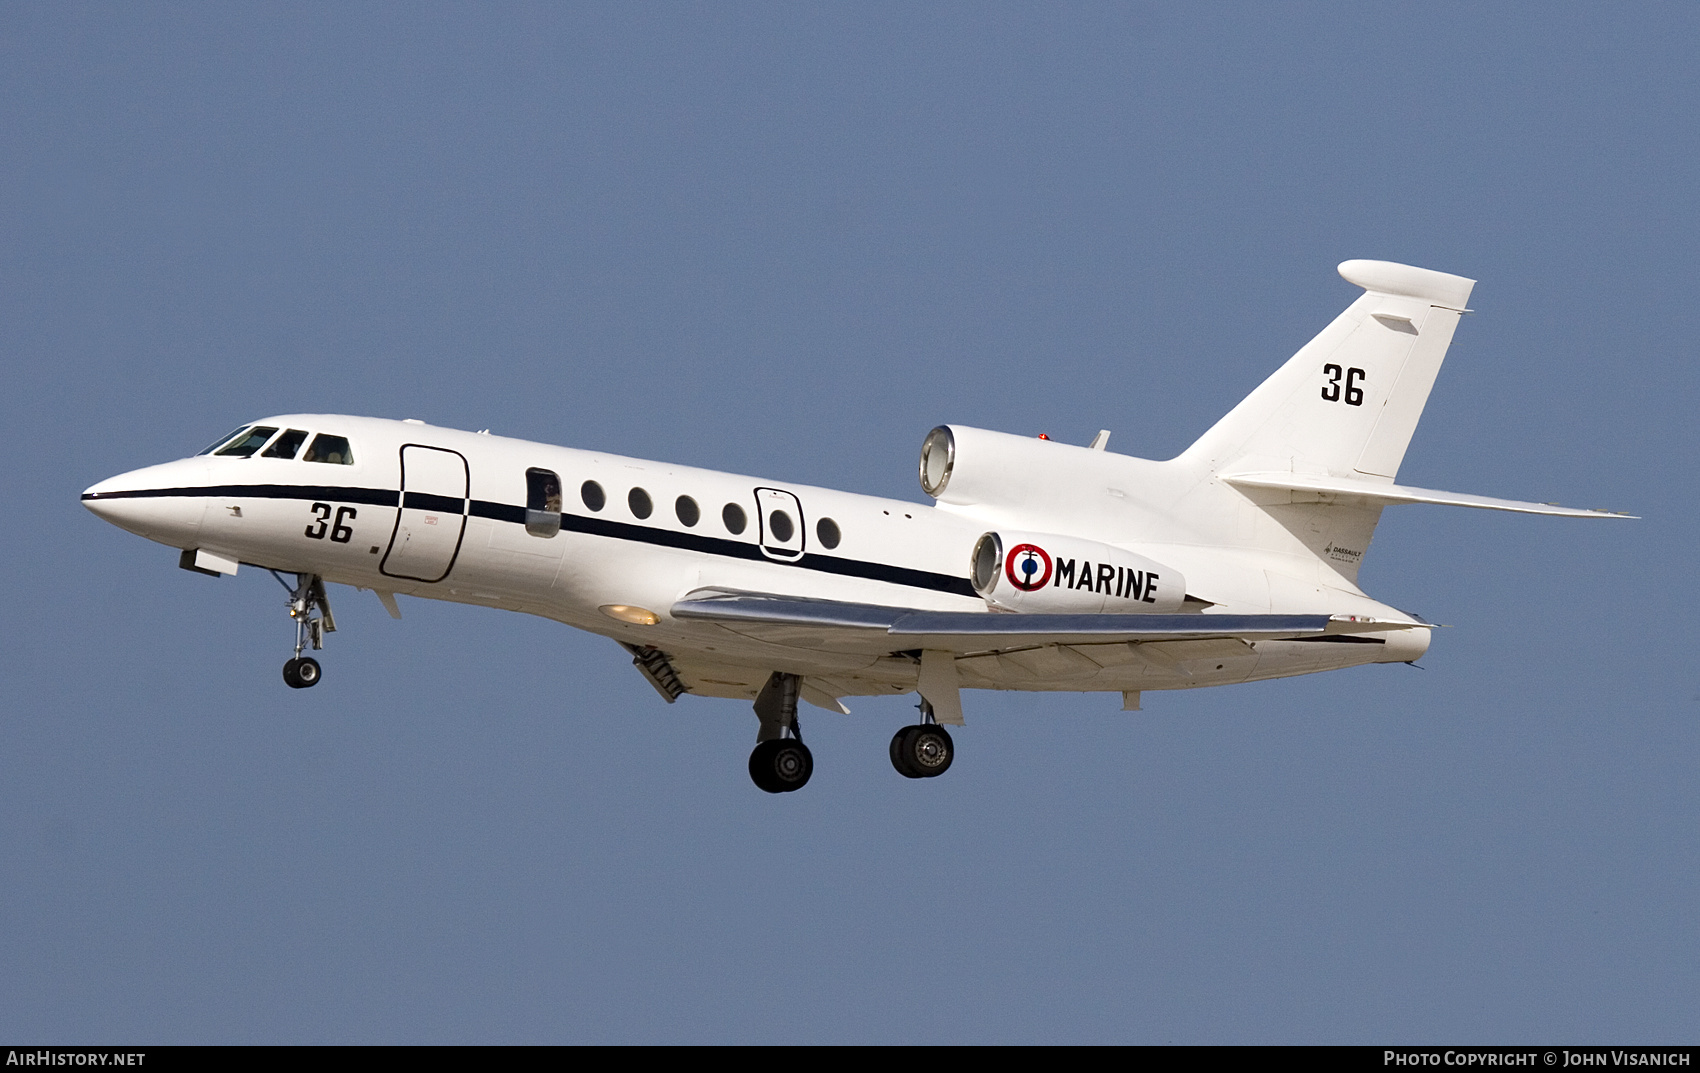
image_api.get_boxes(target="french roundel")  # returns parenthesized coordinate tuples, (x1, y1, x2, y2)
(1004, 543, 1052, 591)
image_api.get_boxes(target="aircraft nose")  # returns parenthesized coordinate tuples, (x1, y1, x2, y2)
(81, 461, 209, 547)
(80, 473, 134, 522)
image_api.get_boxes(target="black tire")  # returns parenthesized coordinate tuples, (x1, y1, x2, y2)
(749, 739, 813, 793)
(287, 657, 321, 689)
(890, 726, 924, 779)
(749, 741, 782, 792)
(897, 723, 953, 778)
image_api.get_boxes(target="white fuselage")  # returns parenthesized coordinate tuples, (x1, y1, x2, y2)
(83, 413, 1427, 708)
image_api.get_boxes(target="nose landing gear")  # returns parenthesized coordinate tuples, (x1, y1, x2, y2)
(282, 655, 321, 689)
(273, 571, 334, 689)
(890, 701, 954, 779)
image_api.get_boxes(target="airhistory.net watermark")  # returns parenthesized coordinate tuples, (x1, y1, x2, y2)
(5, 1053, 144, 1067)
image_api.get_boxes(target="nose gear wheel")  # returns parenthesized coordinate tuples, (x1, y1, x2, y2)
(283, 657, 321, 689)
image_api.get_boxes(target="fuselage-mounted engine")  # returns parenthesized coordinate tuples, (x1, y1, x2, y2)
(919, 424, 1187, 614)
(969, 530, 1187, 614)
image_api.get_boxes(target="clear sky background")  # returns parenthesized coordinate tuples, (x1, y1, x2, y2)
(3, 2, 1695, 1043)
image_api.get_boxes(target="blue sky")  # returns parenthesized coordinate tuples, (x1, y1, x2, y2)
(3, 2, 1694, 1042)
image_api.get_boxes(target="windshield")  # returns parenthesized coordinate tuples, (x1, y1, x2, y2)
(262, 429, 310, 459)
(197, 425, 252, 456)
(214, 426, 279, 458)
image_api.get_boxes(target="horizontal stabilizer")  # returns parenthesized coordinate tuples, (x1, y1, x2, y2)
(1336, 259, 1475, 309)
(1222, 472, 1635, 518)
(672, 591, 1423, 655)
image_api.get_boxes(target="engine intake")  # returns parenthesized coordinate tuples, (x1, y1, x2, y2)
(920, 424, 1096, 507)
(970, 530, 1186, 614)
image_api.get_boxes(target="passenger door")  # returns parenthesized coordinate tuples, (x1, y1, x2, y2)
(381, 445, 469, 583)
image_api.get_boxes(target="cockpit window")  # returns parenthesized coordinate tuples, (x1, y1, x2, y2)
(214, 426, 279, 458)
(198, 425, 253, 455)
(303, 434, 354, 465)
(262, 429, 310, 459)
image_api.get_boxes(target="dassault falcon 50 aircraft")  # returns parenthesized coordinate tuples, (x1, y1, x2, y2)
(83, 260, 1628, 792)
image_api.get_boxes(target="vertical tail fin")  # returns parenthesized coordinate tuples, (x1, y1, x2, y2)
(1177, 260, 1476, 586)
(1179, 260, 1476, 481)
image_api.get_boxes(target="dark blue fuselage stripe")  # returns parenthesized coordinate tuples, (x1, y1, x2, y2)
(404, 491, 467, 513)
(85, 483, 400, 507)
(551, 509, 975, 595)
(83, 484, 977, 597)
(470, 500, 525, 524)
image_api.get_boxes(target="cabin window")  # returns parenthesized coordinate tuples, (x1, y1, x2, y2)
(262, 429, 310, 459)
(198, 425, 252, 455)
(215, 426, 279, 458)
(581, 480, 606, 512)
(816, 518, 841, 549)
(767, 510, 795, 543)
(628, 487, 653, 519)
(675, 495, 700, 527)
(722, 503, 747, 534)
(302, 434, 354, 465)
(525, 468, 562, 538)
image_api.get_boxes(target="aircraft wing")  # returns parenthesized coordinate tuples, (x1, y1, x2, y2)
(670, 589, 1420, 654)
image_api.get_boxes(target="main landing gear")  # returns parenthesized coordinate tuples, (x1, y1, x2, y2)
(749, 672, 812, 794)
(890, 700, 954, 779)
(744, 673, 958, 791)
(273, 571, 335, 689)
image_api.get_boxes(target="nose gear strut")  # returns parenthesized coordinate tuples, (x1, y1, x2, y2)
(271, 570, 334, 689)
